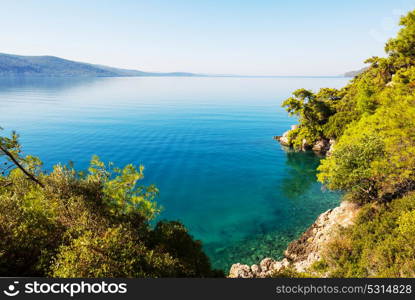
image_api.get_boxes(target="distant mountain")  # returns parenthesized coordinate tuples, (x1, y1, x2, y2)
(0, 53, 201, 77)
(344, 67, 369, 78)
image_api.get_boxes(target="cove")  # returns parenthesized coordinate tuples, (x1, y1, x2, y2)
(0, 76, 347, 271)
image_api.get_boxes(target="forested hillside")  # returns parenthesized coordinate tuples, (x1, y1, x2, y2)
(281, 9, 415, 277)
(0, 53, 199, 77)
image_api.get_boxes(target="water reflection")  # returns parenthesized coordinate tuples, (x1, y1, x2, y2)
(281, 150, 322, 200)
(0, 76, 102, 91)
(0, 76, 346, 272)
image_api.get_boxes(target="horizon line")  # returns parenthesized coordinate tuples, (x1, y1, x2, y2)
(0, 52, 352, 79)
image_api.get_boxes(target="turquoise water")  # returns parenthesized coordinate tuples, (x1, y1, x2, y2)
(0, 76, 347, 271)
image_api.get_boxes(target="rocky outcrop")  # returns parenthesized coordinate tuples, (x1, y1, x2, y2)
(312, 139, 330, 153)
(326, 139, 336, 156)
(229, 258, 291, 278)
(228, 201, 360, 278)
(274, 125, 298, 147)
(283, 200, 359, 272)
(274, 132, 290, 147)
(274, 126, 335, 155)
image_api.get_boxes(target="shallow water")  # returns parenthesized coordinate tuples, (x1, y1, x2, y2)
(0, 76, 347, 271)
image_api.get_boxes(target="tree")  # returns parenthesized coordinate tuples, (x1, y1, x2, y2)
(0, 131, 223, 277)
(281, 88, 339, 149)
(0, 129, 43, 187)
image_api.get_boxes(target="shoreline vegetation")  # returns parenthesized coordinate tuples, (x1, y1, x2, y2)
(1, 8, 415, 279)
(229, 201, 360, 278)
(231, 9, 415, 278)
(274, 126, 335, 155)
(0, 133, 223, 277)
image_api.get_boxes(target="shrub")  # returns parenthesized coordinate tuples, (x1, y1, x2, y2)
(0, 135, 223, 277)
(320, 193, 415, 277)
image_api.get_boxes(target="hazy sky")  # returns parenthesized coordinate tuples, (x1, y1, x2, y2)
(1, 0, 414, 75)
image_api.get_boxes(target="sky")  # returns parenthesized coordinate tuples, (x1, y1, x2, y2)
(1, 0, 415, 76)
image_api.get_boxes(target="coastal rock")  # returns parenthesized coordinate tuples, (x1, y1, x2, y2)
(312, 139, 330, 153)
(274, 125, 298, 146)
(228, 201, 360, 277)
(301, 138, 311, 151)
(251, 264, 261, 274)
(326, 139, 336, 156)
(274, 126, 335, 155)
(228, 263, 253, 278)
(285, 201, 359, 272)
(259, 258, 274, 272)
(228, 258, 290, 278)
(274, 130, 290, 146)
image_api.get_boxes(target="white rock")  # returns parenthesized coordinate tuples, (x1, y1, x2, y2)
(228, 201, 360, 277)
(251, 264, 260, 274)
(260, 258, 275, 272)
(228, 263, 253, 278)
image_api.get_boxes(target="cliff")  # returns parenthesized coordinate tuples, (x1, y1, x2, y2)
(228, 201, 360, 278)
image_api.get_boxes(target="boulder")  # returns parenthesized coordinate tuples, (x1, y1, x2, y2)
(284, 201, 359, 273)
(228, 263, 253, 278)
(259, 258, 274, 271)
(301, 138, 312, 151)
(312, 139, 330, 153)
(326, 139, 336, 156)
(228, 201, 361, 277)
(251, 264, 261, 274)
(274, 129, 291, 146)
(275, 125, 299, 147)
(228, 257, 291, 278)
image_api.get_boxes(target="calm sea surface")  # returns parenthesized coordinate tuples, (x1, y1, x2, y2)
(0, 76, 348, 271)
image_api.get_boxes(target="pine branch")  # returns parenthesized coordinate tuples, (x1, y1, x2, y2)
(0, 145, 44, 188)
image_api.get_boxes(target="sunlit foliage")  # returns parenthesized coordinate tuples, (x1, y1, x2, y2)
(281, 9, 415, 277)
(0, 132, 222, 277)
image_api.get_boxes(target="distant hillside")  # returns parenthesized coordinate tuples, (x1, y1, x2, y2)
(0, 53, 200, 77)
(344, 67, 369, 77)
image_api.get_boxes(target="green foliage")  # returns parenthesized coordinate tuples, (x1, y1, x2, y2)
(279, 9, 415, 278)
(321, 193, 415, 277)
(309, 259, 329, 273)
(286, 126, 318, 150)
(281, 88, 339, 149)
(150, 221, 224, 277)
(0, 137, 222, 278)
(322, 111, 357, 139)
(51, 225, 183, 278)
(88, 155, 160, 219)
(318, 95, 415, 203)
(385, 10, 415, 60)
(0, 129, 20, 155)
(270, 267, 314, 278)
(317, 130, 386, 203)
(0, 129, 21, 175)
(281, 10, 415, 150)
(280, 9, 415, 204)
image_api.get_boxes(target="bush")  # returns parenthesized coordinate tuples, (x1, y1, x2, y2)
(0, 140, 223, 277)
(320, 192, 415, 277)
(318, 96, 415, 204)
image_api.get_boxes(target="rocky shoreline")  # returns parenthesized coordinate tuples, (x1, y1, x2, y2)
(274, 125, 335, 155)
(228, 201, 360, 278)
(228, 128, 357, 278)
